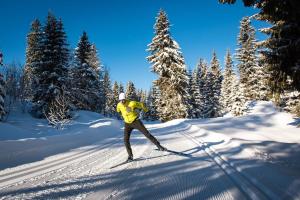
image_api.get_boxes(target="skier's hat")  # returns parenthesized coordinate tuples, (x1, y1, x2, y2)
(119, 93, 126, 101)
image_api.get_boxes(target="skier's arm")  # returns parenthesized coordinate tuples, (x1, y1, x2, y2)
(116, 103, 121, 114)
(116, 103, 123, 120)
(135, 102, 149, 113)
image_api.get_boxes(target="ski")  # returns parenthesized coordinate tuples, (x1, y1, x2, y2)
(109, 159, 134, 169)
(155, 148, 190, 157)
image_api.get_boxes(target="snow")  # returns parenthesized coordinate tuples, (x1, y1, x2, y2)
(0, 101, 299, 199)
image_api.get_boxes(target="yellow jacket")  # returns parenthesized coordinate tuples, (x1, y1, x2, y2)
(117, 100, 148, 124)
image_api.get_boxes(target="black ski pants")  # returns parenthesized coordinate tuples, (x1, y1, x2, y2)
(124, 119, 161, 158)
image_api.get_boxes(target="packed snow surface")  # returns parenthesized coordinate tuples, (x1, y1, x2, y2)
(0, 101, 299, 199)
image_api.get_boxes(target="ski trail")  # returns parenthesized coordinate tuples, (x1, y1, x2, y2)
(0, 128, 155, 200)
(0, 135, 124, 189)
(179, 123, 276, 200)
(96, 127, 247, 200)
(0, 120, 272, 200)
(186, 124, 291, 200)
(0, 138, 126, 199)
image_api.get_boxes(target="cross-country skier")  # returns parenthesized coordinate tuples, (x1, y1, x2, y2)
(117, 92, 166, 162)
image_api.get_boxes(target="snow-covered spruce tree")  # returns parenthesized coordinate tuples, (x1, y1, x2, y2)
(137, 89, 147, 119)
(257, 1, 300, 112)
(142, 90, 148, 117)
(153, 85, 161, 119)
(230, 74, 246, 116)
(190, 63, 202, 118)
(202, 72, 213, 118)
(256, 0, 300, 93)
(203, 52, 223, 118)
(32, 13, 69, 118)
(24, 19, 43, 101)
(87, 44, 101, 72)
(140, 90, 147, 103)
(136, 89, 142, 102)
(71, 31, 101, 111)
(220, 50, 235, 114)
(147, 9, 189, 122)
(119, 82, 124, 94)
(236, 16, 258, 101)
(102, 68, 112, 116)
(187, 69, 196, 119)
(256, 53, 270, 101)
(0, 66, 5, 121)
(198, 60, 209, 118)
(282, 89, 300, 114)
(4, 63, 24, 109)
(111, 81, 120, 118)
(220, 0, 300, 95)
(143, 90, 152, 121)
(104, 90, 114, 117)
(191, 59, 209, 118)
(144, 86, 159, 121)
(97, 63, 106, 113)
(87, 44, 103, 112)
(186, 70, 193, 118)
(125, 81, 138, 101)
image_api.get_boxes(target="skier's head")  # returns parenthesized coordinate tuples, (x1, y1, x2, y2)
(119, 93, 126, 103)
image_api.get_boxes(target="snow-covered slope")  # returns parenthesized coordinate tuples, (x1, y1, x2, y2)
(0, 101, 299, 200)
(0, 110, 122, 170)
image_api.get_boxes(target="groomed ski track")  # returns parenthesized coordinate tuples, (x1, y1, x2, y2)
(0, 119, 281, 200)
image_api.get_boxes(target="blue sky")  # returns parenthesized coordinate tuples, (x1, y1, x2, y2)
(0, 0, 266, 91)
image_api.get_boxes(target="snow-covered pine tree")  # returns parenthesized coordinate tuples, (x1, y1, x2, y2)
(236, 16, 258, 101)
(255, 0, 300, 93)
(190, 64, 201, 118)
(104, 85, 114, 117)
(220, 49, 235, 114)
(98, 65, 106, 113)
(144, 86, 159, 121)
(138, 89, 147, 119)
(152, 84, 161, 117)
(110, 81, 119, 118)
(204, 51, 223, 118)
(87, 44, 101, 73)
(140, 90, 147, 103)
(87, 44, 103, 112)
(186, 69, 194, 118)
(119, 82, 124, 94)
(24, 19, 43, 101)
(125, 81, 138, 101)
(71, 31, 101, 111)
(4, 63, 23, 107)
(136, 89, 142, 102)
(32, 13, 69, 117)
(147, 9, 189, 122)
(230, 74, 246, 116)
(0, 62, 5, 121)
(102, 68, 112, 116)
(256, 53, 270, 101)
(143, 90, 151, 121)
(257, 1, 300, 111)
(198, 59, 209, 118)
(220, 0, 300, 95)
(281, 89, 300, 114)
(202, 73, 213, 118)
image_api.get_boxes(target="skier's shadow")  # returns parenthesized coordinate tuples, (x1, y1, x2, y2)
(137, 149, 212, 162)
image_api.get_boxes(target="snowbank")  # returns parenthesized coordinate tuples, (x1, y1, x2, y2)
(0, 110, 122, 170)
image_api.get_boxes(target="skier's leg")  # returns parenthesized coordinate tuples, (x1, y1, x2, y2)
(124, 123, 134, 158)
(133, 119, 163, 148)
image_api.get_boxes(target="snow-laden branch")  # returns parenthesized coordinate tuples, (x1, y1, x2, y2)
(43, 93, 70, 129)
